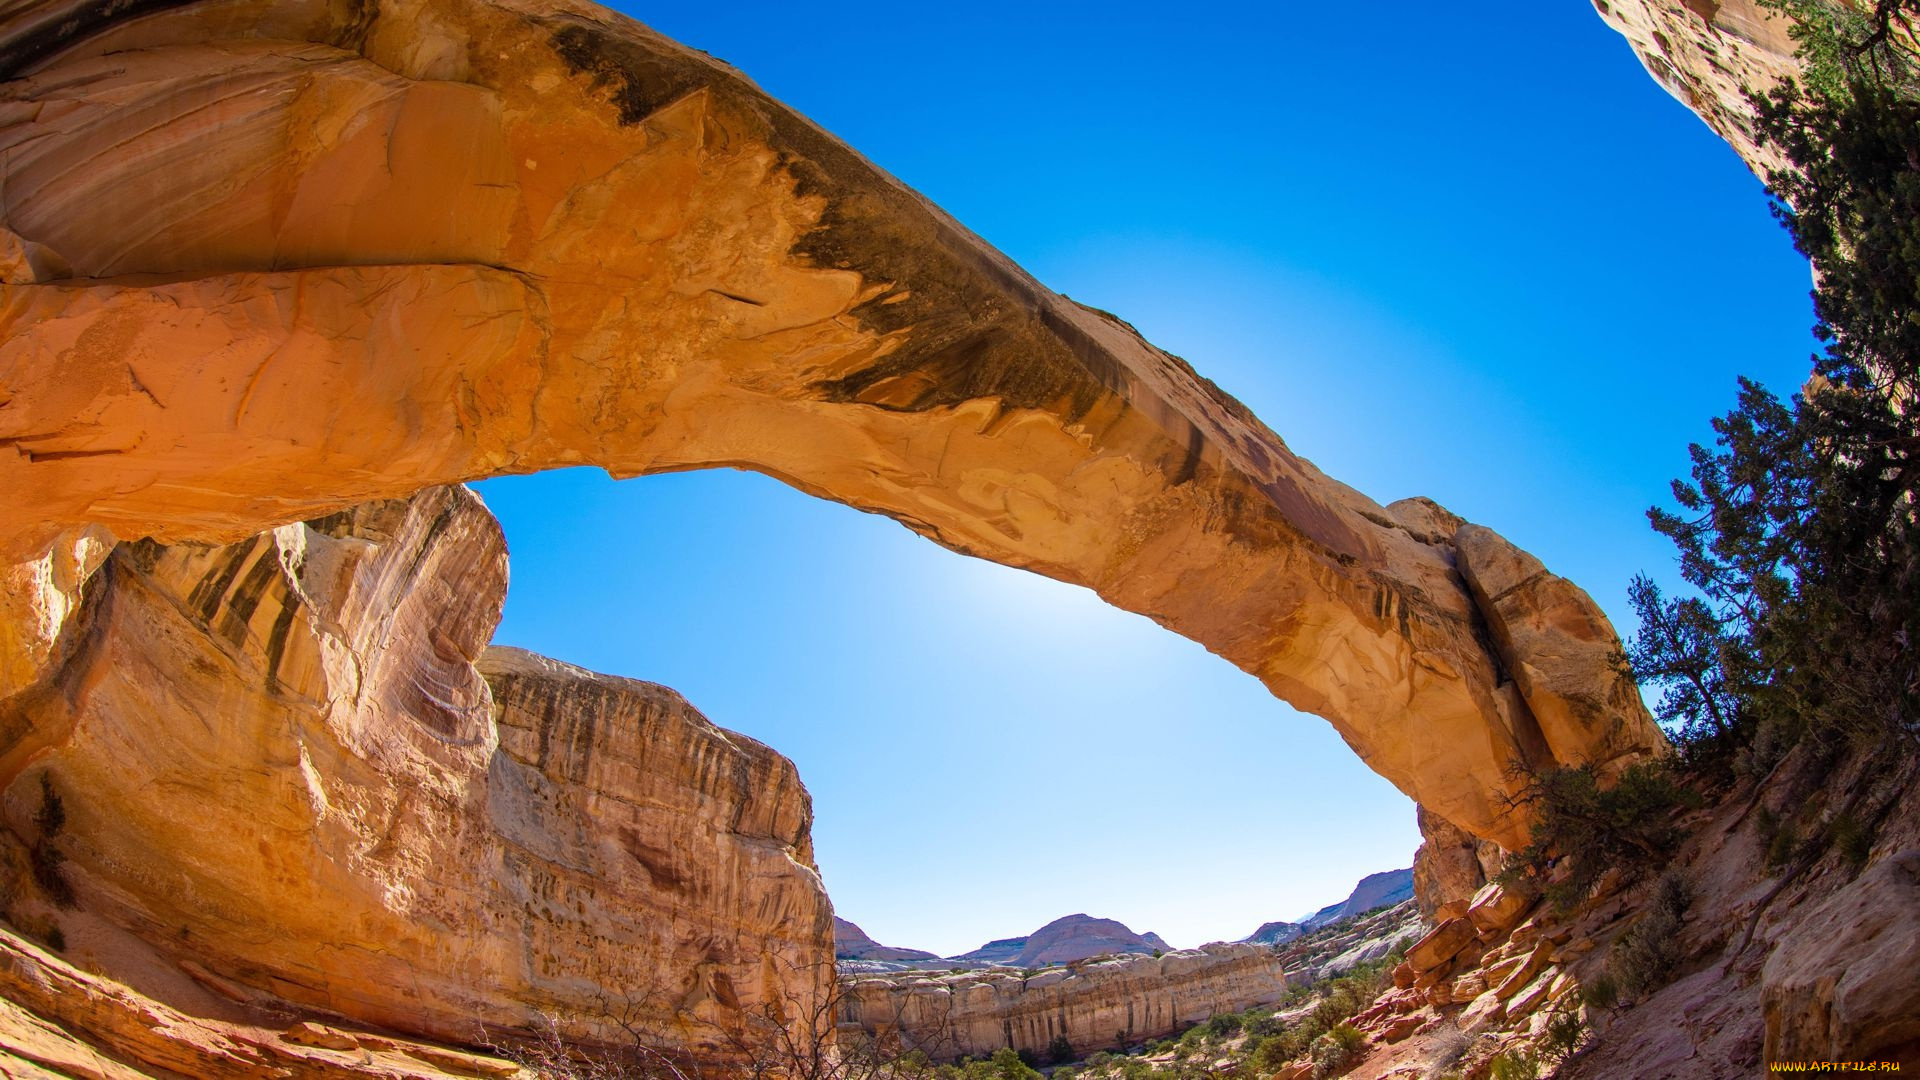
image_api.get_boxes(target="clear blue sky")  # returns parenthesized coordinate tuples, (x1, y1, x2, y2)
(475, 1, 1816, 955)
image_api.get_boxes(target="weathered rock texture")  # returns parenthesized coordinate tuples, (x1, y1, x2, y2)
(0, 0, 1663, 853)
(1269, 899, 1425, 985)
(1411, 805, 1502, 918)
(0, 485, 830, 1066)
(843, 944, 1288, 1061)
(0, 920, 532, 1079)
(1762, 849, 1920, 1063)
(1595, 0, 1802, 175)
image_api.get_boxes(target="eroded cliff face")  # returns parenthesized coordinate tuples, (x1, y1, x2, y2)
(0, 0, 1664, 855)
(0, 485, 830, 1067)
(1595, 0, 1801, 174)
(844, 945, 1291, 1061)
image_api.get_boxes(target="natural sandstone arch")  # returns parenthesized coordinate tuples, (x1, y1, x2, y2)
(0, 0, 1665, 850)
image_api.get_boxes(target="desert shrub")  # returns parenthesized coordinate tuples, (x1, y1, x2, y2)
(1241, 1010, 1281, 1040)
(1539, 1002, 1590, 1065)
(1611, 871, 1691, 999)
(1830, 809, 1875, 868)
(1309, 975, 1379, 1030)
(1204, 1013, 1242, 1039)
(1487, 1051, 1540, 1080)
(1580, 971, 1620, 1012)
(1307, 1023, 1365, 1079)
(1499, 762, 1695, 909)
(1248, 1034, 1294, 1073)
(1765, 814, 1802, 870)
(480, 1014, 684, 1080)
(1008, 1047, 1041, 1074)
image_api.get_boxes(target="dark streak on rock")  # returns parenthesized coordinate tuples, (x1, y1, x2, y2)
(323, 0, 380, 54)
(0, 0, 206, 81)
(618, 827, 687, 891)
(188, 537, 257, 624)
(218, 547, 282, 646)
(262, 594, 299, 694)
(1173, 425, 1205, 487)
(543, 17, 704, 127)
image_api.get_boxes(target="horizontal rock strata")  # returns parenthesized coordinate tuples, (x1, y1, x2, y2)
(842, 944, 1289, 1061)
(0, 920, 529, 1080)
(0, 486, 829, 1065)
(0, 0, 1663, 854)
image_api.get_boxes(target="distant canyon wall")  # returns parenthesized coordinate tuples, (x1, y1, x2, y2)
(842, 944, 1290, 1061)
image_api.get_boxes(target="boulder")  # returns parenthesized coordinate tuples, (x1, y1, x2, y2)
(1466, 882, 1538, 936)
(1763, 851, 1920, 1065)
(1494, 944, 1556, 1002)
(1458, 991, 1507, 1035)
(1406, 919, 1477, 974)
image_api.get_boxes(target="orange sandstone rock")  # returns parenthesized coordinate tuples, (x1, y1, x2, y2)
(842, 945, 1289, 1061)
(0, 486, 828, 1065)
(0, 0, 1662, 853)
(1466, 882, 1539, 937)
(1406, 919, 1477, 974)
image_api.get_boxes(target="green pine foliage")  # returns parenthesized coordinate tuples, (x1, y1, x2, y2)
(1628, 0, 1920, 780)
(1497, 762, 1696, 909)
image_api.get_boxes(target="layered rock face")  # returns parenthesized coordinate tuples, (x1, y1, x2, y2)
(0, 485, 830, 1065)
(1762, 850, 1920, 1063)
(0, 924, 532, 1079)
(843, 944, 1289, 1061)
(0, 0, 1663, 853)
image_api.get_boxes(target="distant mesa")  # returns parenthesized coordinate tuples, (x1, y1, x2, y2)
(1005, 914, 1171, 967)
(947, 914, 1169, 967)
(951, 935, 1029, 966)
(1240, 919, 1304, 945)
(836, 913, 1172, 972)
(839, 870, 1418, 973)
(832, 918, 939, 963)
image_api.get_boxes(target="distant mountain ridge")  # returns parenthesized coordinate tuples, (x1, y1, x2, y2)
(833, 917, 940, 963)
(837, 868, 1413, 971)
(1011, 914, 1169, 966)
(1295, 868, 1415, 931)
(1241, 919, 1304, 945)
(835, 913, 1170, 970)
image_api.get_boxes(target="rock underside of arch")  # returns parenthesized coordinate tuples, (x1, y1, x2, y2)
(0, 0, 1722, 1067)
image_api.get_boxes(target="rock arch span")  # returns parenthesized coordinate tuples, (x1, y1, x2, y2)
(0, 0, 1664, 854)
